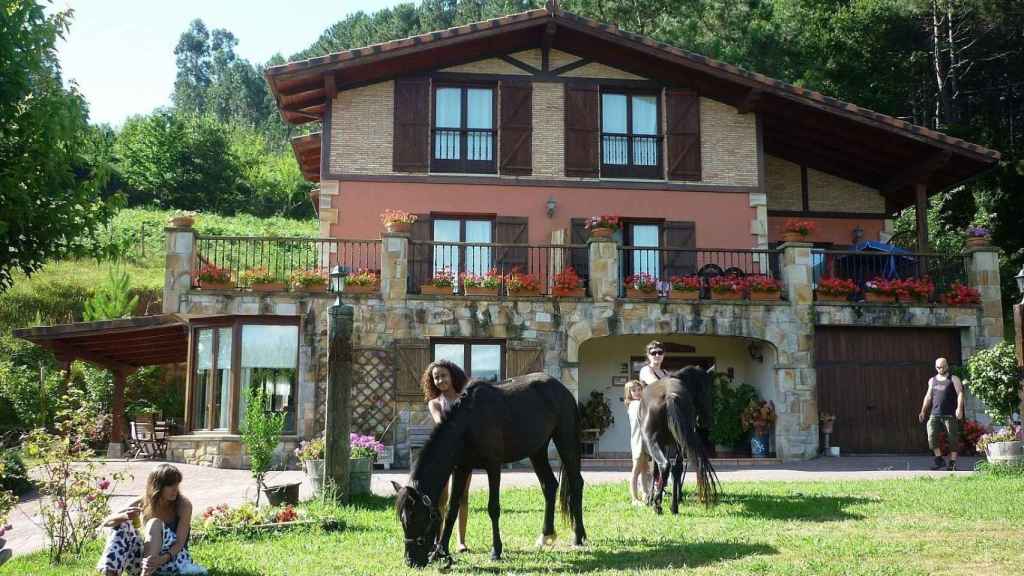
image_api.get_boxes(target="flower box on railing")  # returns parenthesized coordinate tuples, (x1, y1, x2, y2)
(625, 288, 659, 300)
(344, 284, 379, 295)
(464, 286, 499, 297)
(508, 289, 542, 297)
(709, 291, 743, 301)
(749, 290, 781, 301)
(294, 284, 328, 294)
(668, 289, 700, 301)
(420, 285, 453, 296)
(552, 288, 586, 298)
(251, 282, 287, 293)
(864, 292, 896, 303)
(200, 280, 235, 290)
(815, 292, 850, 303)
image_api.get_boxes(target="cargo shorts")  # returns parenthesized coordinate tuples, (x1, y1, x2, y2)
(927, 415, 960, 451)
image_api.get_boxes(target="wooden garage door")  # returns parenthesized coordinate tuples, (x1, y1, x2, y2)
(815, 327, 962, 453)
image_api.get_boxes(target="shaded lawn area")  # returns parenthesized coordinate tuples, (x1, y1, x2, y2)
(9, 475, 1024, 575)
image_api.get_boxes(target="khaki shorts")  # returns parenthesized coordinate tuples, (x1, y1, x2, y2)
(927, 416, 960, 451)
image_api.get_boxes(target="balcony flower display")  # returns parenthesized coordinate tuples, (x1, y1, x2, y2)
(863, 277, 902, 303)
(669, 275, 701, 300)
(816, 277, 857, 302)
(461, 269, 501, 295)
(240, 267, 285, 292)
(380, 209, 417, 233)
(552, 266, 584, 297)
(708, 274, 744, 300)
(782, 219, 816, 242)
(506, 269, 542, 296)
(965, 225, 991, 247)
(421, 268, 456, 295)
(584, 214, 621, 238)
(942, 282, 981, 306)
(624, 272, 659, 299)
(900, 277, 934, 303)
(345, 269, 380, 294)
(196, 263, 233, 289)
(745, 275, 782, 301)
(289, 268, 328, 292)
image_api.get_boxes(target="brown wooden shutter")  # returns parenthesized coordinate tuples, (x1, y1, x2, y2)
(666, 90, 701, 181)
(564, 83, 599, 177)
(569, 218, 590, 282)
(506, 341, 544, 378)
(494, 216, 528, 275)
(409, 214, 432, 291)
(499, 82, 532, 176)
(662, 221, 697, 278)
(395, 340, 430, 400)
(393, 78, 430, 173)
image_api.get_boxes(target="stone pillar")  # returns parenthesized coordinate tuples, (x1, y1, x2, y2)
(587, 237, 618, 301)
(776, 241, 818, 460)
(326, 304, 353, 501)
(164, 223, 196, 313)
(965, 245, 1004, 347)
(380, 232, 409, 300)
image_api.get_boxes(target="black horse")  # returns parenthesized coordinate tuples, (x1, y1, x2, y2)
(640, 365, 720, 514)
(392, 372, 586, 568)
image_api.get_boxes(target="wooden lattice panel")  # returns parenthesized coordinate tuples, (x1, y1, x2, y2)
(351, 348, 396, 441)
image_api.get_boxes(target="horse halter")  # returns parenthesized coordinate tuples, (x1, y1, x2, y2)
(404, 493, 441, 547)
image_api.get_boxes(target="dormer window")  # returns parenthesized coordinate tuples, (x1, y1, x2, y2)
(601, 91, 662, 179)
(432, 84, 496, 174)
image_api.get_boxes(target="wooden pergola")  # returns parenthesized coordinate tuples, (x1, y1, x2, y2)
(13, 315, 189, 456)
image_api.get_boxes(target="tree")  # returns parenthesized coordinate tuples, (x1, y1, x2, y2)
(81, 267, 139, 321)
(0, 1, 119, 291)
(240, 386, 285, 506)
(966, 341, 1021, 424)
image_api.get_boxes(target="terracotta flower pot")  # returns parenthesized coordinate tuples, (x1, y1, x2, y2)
(816, 292, 851, 303)
(344, 284, 379, 294)
(199, 280, 234, 290)
(464, 286, 499, 297)
(710, 290, 743, 301)
(420, 284, 453, 295)
(508, 288, 541, 297)
(965, 236, 990, 248)
(668, 289, 700, 301)
(552, 287, 586, 298)
(749, 290, 781, 301)
(864, 292, 896, 303)
(385, 221, 412, 234)
(170, 216, 194, 228)
(589, 227, 614, 239)
(820, 421, 835, 435)
(782, 231, 808, 243)
(625, 287, 659, 299)
(293, 284, 328, 293)
(251, 282, 287, 293)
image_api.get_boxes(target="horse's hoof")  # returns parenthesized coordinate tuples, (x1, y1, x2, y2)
(654, 506, 663, 515)
(490, 549, 502, 561)
(535, 533, 557, 548)
(670, 507, 679, 515)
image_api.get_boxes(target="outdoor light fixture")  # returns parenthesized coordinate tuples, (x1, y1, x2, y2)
(329, 265, 348, 293)
(747, 341, 764, 363)
(546, 197, 557, 218)
(852, 225, 864, 244)
(1015, 265, 1024, 303)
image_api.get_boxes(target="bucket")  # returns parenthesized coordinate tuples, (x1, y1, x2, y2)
(303, 459, 325, 494)
(828, 446, 841, 457)
(264, 482, 301, 506)
(349, 457, 373, 495)
(986, 441, 1024, 463)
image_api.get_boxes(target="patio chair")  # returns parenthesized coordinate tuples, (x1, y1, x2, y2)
(128, 414, 160, 459)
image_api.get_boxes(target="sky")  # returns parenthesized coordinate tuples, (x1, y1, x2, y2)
(52, 0, 405, 126)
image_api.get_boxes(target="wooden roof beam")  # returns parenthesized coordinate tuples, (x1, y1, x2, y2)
(736, 89, 763, 114)
(49, 341, 138, 373)
(881, 150, 953, 194)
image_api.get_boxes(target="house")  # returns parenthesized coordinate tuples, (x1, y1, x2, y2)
(22, 3, 1003, 466)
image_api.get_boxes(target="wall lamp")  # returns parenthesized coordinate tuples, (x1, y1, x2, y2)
(852, 225, 864, 245)
(747, 341, 764, 363)
(546, 197, 557, 218)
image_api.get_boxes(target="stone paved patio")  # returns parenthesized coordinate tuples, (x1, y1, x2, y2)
(8, 455, 981, 560)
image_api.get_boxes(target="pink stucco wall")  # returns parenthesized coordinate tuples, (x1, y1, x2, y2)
(767, 216, 885, 247)
(328, 180, 756, 249)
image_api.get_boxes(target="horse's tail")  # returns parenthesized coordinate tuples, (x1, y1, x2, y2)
(557, 396, 584, 531)
(666, 392, 720, 507)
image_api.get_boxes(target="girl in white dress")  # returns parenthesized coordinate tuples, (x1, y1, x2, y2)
(624, 379, 650, 505)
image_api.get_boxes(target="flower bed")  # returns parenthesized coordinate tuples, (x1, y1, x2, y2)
(193, 502, 343, 540)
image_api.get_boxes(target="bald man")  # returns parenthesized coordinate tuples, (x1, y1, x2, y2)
(918, 357, 965, 471)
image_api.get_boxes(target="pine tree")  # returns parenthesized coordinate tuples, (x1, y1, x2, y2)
(82, 268, 139, 321)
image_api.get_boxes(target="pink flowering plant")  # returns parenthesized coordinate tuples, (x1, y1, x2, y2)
(461, 268, 501, 289)
(430, 268, 456, 288)
(24, 388, 129, 564)
(624, 272, 658, 293)
(350, 433, 385, 461)
(199, 502, 301, 535)
(584, 214, 621, 231)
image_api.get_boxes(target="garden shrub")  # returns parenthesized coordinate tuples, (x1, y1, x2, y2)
(0, 448, 32, 495)
(711, 374, 759, 449)
(966, 341, 1020, 424)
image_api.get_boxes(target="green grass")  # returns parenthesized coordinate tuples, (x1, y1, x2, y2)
(8, 475, 1024, 575)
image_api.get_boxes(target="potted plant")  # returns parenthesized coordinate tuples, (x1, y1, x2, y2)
(241, 267, 286, 292)
(290, 269, 328, 293)
(196, 263, 234, 290)
(708, 274, 744, 301)
(584, 214, 621, 239)
(668, 275, 701, 300)
(350, 433, 384, 496)
(381, 209, 417, 234)
(552, 266, 585, 297)
(624, 272, 659, 299)
(976, 426, 1023, 464)
(966, 341, 1022, 430)
(781, 219, 816, 243)
(816, 277, 857, 303)
(965, 225, 991, 248)
(863, 277, 900, 303)
(461, 268, 501, 296)
(579, 391, 614, 437)
(741, 400, 776, 457)
(506, 269, 542, 297)
(745, 275, 782, 301)
(942, 282, 981, 306)
(344, 268, 380, 294)
(819, 412, 836, 435)
(421, 268, 456, 295)
(901, 277, 934, 304)
(169, 210, 196, 228)
(710, 375, 759, 456)
(294, 438, 325, 494)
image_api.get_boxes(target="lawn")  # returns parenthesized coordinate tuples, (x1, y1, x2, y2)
(8, 474, 1024, 575)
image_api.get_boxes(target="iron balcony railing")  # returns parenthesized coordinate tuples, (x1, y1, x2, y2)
(811, 249, 967, 302)
(618, 246, 782, 298)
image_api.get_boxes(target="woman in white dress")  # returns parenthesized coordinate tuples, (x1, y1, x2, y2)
(624, 379, 650, 504)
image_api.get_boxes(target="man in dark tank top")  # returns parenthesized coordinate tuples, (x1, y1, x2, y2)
(918, 357, 965, 471)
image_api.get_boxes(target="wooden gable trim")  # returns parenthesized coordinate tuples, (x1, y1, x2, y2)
(499, 54, 542, 75)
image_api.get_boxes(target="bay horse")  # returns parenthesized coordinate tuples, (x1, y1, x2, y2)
(392, 372, 586, 568)
(640, 365, 720, 514)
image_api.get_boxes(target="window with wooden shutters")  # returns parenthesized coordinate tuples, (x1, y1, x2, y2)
(661, 221, 697, 279)
(432, 339, 504, 383)
(666, 90, 701, 181)
(499, 82, 532, 176)
(395, 340, 430, 401)
(564, 83, 599, 178)
(506, 341, 544, 378)
(600, 90, 662, 179)
(493, 216, 528, 276)
(432, 84, 496, 174)
(432, 217, 493, 287)
(408, 214, 433, 293)
(569, 218, 591, 287)
(393, 78, 430, 173)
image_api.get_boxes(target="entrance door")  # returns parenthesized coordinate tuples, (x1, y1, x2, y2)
(815, 327, 962, 453)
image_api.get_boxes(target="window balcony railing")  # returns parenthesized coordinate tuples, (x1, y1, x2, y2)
(192, 235, 381, 289)
(619, 246, 782, 298)
(812, 249, 967, 302)
(431, 128, 496, 174)
(601, 133, 662, 179)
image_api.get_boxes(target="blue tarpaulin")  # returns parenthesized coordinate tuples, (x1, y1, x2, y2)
(837, 241, 917, 281)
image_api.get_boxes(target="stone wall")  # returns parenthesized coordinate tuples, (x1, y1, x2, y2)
(166, 435, 299, 470)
